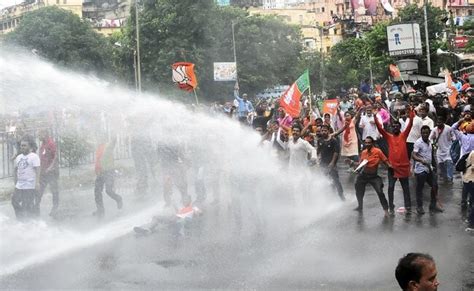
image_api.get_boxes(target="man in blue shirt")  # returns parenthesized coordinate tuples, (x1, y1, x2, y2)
(452, 112, 474, 209)
(234, 83, 254, 124)
(360, 78, 371, 94)
(412, 125, 443, 215)
(453, 77, 462, 92)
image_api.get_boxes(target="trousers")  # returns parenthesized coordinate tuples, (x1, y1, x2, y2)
(387, 168, 411, 209)
(355, 173, 388, 210)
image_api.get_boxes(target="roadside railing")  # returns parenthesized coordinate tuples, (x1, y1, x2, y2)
(0, 130, 131, 179)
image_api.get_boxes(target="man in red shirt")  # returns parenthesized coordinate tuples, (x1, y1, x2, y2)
(36, 129, 60, 217)
(375, 109, 415, 215)
(348, 136, 392, 217)
(94, 136, 123, 218)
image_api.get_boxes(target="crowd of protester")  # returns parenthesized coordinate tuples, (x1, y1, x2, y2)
(227, 76, 474, 234)
(7, 77, 472, 289)
(8, 76, 474, 238)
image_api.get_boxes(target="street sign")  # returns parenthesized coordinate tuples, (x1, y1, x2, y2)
(454, 36, 469, 49)
(387, 23, 422, 57)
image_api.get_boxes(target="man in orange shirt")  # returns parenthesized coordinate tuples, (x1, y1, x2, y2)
(348, 136, 392, 217)
(375, 109, 415, 215)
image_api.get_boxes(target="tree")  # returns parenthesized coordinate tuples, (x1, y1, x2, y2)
(323, 22, 393, 94)
(5, 6, 113, 75)
(326, 37, 371, 93)
(117, 1, 302, 100)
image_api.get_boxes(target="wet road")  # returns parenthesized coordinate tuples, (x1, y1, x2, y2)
(1, 170, 474, 290)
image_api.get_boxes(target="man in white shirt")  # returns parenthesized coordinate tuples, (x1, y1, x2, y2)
(339, 95, 353, 113)
(429, 116, 455, 184)
(277, 124, 318, 203)
(407, 106, 434, 159)
(12, 138, 41, 220)
(412, 126, 443, 215)
(359, 105, 387, 155)
(278, 124, 317, 171)
(359, 106, 381, 141)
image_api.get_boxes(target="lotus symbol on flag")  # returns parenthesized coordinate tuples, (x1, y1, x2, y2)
(171, 62, 198, 92)
(284, 83, 296, 105)
(172, 65, 189, 85)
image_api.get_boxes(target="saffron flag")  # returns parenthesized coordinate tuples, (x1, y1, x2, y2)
(389, 64, 401, 78)
(445, 70, 458, 109)
(172, 62, 198, 92)
(322, 99, 339, 115)
(280, 70, 310, 117)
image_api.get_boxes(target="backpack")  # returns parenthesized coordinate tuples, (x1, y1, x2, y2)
(455, 153, 470, 172)
(451, 140, 461, 163)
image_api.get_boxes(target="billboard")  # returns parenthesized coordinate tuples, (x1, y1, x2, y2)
(387, 23, 422, 57)
(214, 62, 237, 81)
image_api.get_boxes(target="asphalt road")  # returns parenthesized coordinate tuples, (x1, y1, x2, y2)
(1, 169, 473, 290)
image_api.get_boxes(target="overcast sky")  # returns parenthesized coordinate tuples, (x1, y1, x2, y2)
(0, 0, 26, 9)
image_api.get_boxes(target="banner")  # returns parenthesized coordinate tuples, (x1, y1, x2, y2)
(172, 62, 198, 92)
(279, 70, 310, 117)
(214, 62, 237, 81)
(322, 99, 339, 115)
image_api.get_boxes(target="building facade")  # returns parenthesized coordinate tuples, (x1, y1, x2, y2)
(0, 0, 82, 35)
(82, 0, 131, 36)
(248, 7, 343, 52)
(0, 0, 129, 37)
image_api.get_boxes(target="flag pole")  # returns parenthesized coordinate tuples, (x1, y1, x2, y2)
(193, 88, 200, 105)
(308, 81, 313, 113)
(399, 73, 407, 88)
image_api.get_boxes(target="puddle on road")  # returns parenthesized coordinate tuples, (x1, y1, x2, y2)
(154, 259, 198, 268)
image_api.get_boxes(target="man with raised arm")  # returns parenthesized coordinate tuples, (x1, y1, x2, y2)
(375, 107, 415, 215)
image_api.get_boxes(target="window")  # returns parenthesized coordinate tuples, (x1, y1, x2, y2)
(63, 0, 67, 4)
(299, 15, 303, 24)
(304, 39, 315, 49)
(322, 7, 325, 13)
(56, 0, 59, 4)
(469, 10, 473, 16)
(330, 10, 333, 15)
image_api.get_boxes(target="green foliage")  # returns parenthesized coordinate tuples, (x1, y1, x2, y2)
(59, 132, 92, 171)
(5, 6, 113, 74)
(462, 20, 474, 53)
(323, 4, 449, 94)
(114, 1, 302, 100)
(326, 37, 370, 92)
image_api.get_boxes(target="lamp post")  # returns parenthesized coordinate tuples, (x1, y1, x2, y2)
(424, 3, 431, 75)
(114, 42, 138, 92)
(135, 0, 142, 93)
(314, 25, 325, 96)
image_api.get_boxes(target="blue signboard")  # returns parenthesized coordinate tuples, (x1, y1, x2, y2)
(216, 0, 230, 6)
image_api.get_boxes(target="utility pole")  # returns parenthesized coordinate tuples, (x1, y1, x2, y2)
(133, 50, 138, 92)
(319, 26, 325, 96)
(424, 4, 431, 75)
(369, 55, 374, 90)
(231, 21, 238, 82)
(135, 0, 142, 93)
